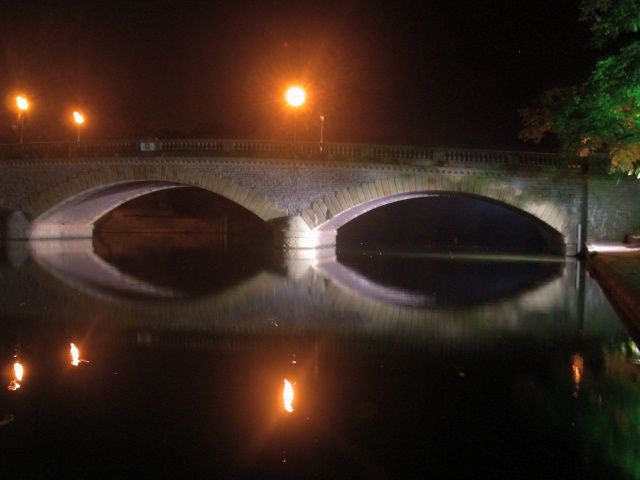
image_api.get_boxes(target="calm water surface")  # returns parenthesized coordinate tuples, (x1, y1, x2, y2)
(0, 235, 638, 479)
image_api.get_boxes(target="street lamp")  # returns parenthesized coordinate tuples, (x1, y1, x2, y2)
(285, 85, 306, 143)
(72, 111, 85, 142)
(285, 86, 306, 108)
(15, 95, 29, 144)
(319, 114, 325, 152)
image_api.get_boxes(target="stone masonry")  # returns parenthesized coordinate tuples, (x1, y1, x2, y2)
(0, 142, 638, 255)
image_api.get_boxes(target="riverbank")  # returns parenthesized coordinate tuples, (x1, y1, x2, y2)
(586, 244, 640, 333)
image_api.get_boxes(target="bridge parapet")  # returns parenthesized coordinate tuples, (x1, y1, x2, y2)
(0, 139, 583, 172)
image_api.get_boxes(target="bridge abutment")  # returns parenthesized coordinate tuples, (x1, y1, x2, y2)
(1, 210, 29, 240)
(565, 242, 578, 257)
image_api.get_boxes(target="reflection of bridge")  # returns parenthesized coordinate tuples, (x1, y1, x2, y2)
(0, 239, 615, 350)
(27, 239, 444, 306)
(1, 140, 639, 255)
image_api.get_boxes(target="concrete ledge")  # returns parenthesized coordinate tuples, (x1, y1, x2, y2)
(624, 234, 640, 246)
(587, 252, 640, 331)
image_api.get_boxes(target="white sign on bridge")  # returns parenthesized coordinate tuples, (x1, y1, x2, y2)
(139, 141, 159, 152)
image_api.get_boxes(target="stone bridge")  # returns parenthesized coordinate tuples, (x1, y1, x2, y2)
(0, 139, 639, 256)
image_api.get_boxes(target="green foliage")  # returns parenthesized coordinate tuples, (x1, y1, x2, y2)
(579, 0, 640, 47)
(558, 42, 640, 176)
(521, 0, 640, 177)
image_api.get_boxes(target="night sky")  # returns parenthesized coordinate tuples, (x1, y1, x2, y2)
(0, 0, 594, 148)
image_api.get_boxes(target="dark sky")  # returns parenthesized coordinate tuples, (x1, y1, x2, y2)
(0, 0, 594, 148)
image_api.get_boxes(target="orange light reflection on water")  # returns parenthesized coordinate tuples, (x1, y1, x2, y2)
(572, 353, 584, 391)
(8, 361, 24, 391)
(283, 378, 295, 413)
(70, 342, 89, 367)
(70, 343, 80, 366)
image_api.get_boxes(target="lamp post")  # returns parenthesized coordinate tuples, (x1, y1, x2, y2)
(319, 114, 325, 152)
(285, 86, 306, 144)
(15, 95, 29, 144)
(72, 111, 85, 142)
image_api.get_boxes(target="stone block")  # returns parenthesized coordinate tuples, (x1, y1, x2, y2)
(335, 191, 349, 211)
(324, 194, 341, 217)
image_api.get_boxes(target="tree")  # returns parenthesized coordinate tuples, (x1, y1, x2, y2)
(520, 0, 640, 177)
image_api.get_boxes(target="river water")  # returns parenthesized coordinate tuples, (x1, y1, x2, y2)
(0, 235, 638, 478)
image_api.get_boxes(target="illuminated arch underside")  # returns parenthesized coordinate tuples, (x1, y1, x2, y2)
(310, 192, 565, 252)
(29, 181, 190, 239)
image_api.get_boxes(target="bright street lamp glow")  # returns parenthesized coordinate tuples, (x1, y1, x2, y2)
(16, 96, 29, 111)
(73, 111, 85, 125)
(285, 86, 306, 108)
(16, 96, 29, 144)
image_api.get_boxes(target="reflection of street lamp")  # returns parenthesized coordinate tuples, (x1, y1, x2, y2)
(72, 111, 85, 142)
(8, 359, 24, 391)
(285, 86, 306, 143)
(282, 378, 295, 413)
(571, 353, 584, 396)
(15, 95, 29, 144)
(69, 342, 89, 366)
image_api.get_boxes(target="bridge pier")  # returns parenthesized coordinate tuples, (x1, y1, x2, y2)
(0, 209, 29, 240)
(565, 242, 578, 257)
(270, 216, 336, 250)
(278, 248, 337, 279)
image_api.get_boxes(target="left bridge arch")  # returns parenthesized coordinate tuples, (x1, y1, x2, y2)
(24, 164, 287, 239)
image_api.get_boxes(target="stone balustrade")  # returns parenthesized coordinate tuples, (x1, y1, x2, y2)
(0, 139, 582, 171)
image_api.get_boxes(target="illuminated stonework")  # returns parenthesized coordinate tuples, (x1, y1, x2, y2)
(0, 146, 636, 254)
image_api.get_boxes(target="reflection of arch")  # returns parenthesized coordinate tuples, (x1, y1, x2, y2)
(28, 238, 282, 305)
(319, 253, 565, 308)
(32, 237, 431, 306)
(299, 173, 573, 252)
(313, 258, 434, 307)
(25, 166, 287, 238)
(29, 236, 564, 314)
(29, 239, 181, 299)
(12, 240, 587, 347)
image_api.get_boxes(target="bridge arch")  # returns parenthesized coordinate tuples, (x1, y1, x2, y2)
(25, 165, 287, 239)
(297, 172, 572, 254)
